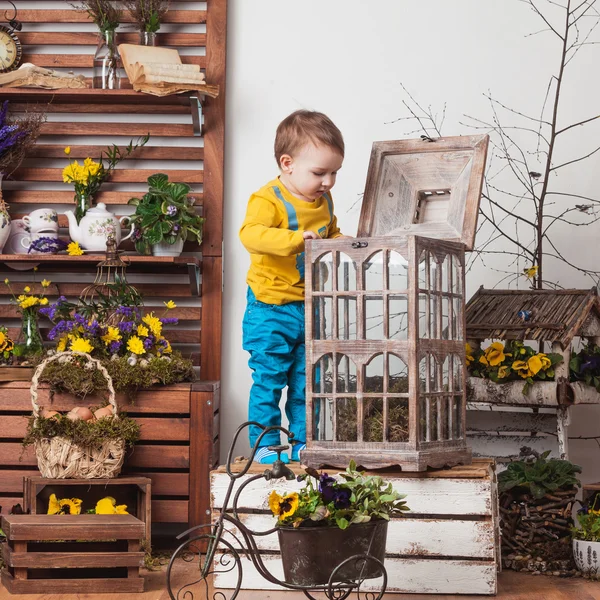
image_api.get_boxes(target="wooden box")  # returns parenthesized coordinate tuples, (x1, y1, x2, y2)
(0, 381, 220, 537)
(23, 476, 151, 547)
(303, 235, 471, 471)
(210, 459, 499, 595)
(358, 135, 489, 250)
(1, 514, 145, 594)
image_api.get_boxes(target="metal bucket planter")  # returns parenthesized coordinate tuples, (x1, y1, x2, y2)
(277, 519, 388, 586)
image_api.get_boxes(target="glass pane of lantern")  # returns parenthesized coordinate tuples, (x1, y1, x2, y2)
(430, 256, 441, 292)
(336, 398, 357, 441)
(365, 353, 384, 393)
(313, 397, 333, 441)
(453, 354, 463, 392)
(442, 254, 450, 293)
(389, 398, 409, 442)
(442, 356, 450, 392)
(452, 254, 462, 294)
(335, 354, 357, 393)
(419, 294, 429, 339)
(388, 353, 408, 394)
(337, 253, 356, 292)
(388, 251, 408, 291)
(453, 297, 463, 340)
(337, 296, 357, 340)
(313, 252, 333, 292)
(419, 356, 427, 392)
(419, 396, 427, 441)
(418, 251, 428, 290)
(313, 354, 333, 394)
(429, 397, 439, 441)
(364, 398, 384, 442)
(389, 295, 408, 340)
(429, 355, 440, 392)
(453, 395, 463, 438)
(364, 251, 384, 290)
(429, 295, 439, 339)
(365, 295, 384, 340)
(313, 296, 333, 340)
(442, 297, 450, 340)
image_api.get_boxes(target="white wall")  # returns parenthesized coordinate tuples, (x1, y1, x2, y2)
(222, 1, 600, 479)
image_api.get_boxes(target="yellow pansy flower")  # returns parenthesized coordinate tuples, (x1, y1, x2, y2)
(127, 336, 145, 355)
(527, 355, 543, 376)
(466, 343, 475, 366)
(483, 342, 510, 367)
(67, 241, 84, 256)
(498, 366, 510, 379)
(47, 493, 82, 515)
(268, 490, 299, 519)
(95, 496, 129, 515)
(70, 337, 94, 354)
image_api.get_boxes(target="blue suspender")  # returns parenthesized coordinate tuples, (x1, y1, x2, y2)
(272, 186, 298, 231)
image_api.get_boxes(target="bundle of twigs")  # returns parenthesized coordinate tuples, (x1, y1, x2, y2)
(500, 487, 577, 577)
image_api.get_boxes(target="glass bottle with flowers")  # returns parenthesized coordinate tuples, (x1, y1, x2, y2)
(4, 276, 51, 358)
(0, 101, 45, 251)
(62, 135, 149, 223)
(74, 0, 123, 89)
(123, 0, 170, 46)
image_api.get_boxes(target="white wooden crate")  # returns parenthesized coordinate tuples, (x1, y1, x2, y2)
(210, 459, 499, 595)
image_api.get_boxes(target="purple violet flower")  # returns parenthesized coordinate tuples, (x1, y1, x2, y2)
(166, 205, 177, 217)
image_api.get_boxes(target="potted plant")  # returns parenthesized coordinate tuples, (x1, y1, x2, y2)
(269, 460, 409, 586)
(123, 0, 170, 45)
(572, 498, 600, 576)
(127, 173, 204, 257)
(498, 448, 581, 575)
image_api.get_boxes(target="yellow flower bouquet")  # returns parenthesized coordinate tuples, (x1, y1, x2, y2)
(63, 134, 149, 223)
(467, 340, 563, 393)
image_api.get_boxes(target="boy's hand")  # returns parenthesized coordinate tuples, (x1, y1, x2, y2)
(303, 231, 320, 240)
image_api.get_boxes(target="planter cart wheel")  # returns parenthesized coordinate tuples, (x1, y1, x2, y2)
(166, 422, 389, 600)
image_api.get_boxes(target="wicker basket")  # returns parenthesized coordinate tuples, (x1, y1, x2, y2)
(31, 351, 126, 479)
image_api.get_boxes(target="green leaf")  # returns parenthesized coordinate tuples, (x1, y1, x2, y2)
(336, 517, 349, 530)
(147, 173, 169, 190)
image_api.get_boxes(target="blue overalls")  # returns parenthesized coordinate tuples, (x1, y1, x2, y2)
(242, 185, 332, 449)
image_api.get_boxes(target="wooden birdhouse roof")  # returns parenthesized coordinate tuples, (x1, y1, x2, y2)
(466, 287, 600, 347)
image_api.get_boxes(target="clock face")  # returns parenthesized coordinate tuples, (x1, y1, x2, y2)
(0, 25, 22, 73)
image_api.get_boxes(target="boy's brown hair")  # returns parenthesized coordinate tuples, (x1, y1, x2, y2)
(274, 110, 345, 165)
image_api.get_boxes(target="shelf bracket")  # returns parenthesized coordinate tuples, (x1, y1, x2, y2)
(187, 262, 201, 297)
(190, 96, 203, 137)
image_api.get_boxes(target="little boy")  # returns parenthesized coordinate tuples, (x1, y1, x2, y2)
(239, 110, 346, 464)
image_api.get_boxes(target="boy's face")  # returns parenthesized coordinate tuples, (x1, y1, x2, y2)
(279, 142, 343, 202)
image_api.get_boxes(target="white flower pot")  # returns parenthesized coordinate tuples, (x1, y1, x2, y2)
(573, 539, 600, 574)
(152, 237, 184, 257)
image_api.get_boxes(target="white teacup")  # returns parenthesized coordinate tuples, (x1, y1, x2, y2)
(23, 209, 59, 233)
(21, 230, 59, 254)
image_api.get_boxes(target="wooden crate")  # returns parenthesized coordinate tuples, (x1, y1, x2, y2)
(23, 476, 151, 547)
(1, 514, 145, 594)
(210, 459, 499, 595)
(0, 381, 220, 536)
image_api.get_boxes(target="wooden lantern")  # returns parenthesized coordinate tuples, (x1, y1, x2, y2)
(302, 135, 488, 471)
(302, 235, 471, 471)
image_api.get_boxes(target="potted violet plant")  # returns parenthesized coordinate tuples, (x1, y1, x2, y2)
(127, 173, 204, 257)
(269, 460, 409, 586)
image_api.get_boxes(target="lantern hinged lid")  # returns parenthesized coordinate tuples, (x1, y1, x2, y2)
(357, 134, 489, 251)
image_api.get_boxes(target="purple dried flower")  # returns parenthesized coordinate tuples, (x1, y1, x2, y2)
(143, 336, 154, 350)
(109, 340, 122, 354)
(117, 321, 134, 333)
(160, 317, 178, 325)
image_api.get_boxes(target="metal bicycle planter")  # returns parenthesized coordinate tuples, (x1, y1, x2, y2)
(167, 421, 388, 600)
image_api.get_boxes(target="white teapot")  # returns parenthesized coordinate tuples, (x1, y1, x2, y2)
(65, 203, 133, 252)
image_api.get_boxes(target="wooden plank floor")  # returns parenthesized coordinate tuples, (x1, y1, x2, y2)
(1, 566, 600, 599)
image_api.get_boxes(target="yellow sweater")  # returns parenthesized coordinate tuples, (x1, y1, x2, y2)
(239, 178, 343, 305)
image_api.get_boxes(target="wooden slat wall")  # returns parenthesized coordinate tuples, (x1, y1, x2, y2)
(0, 0, 226, 378)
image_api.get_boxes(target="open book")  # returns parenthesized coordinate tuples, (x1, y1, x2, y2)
(119, 44, 219, 98)
(0, 63, 88, 89)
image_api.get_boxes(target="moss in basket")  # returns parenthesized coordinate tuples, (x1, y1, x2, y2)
(22, 412, 140, 450)
(32, 352, 195, 399)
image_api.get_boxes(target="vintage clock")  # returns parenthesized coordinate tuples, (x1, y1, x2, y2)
(0, 23, 22, 72)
